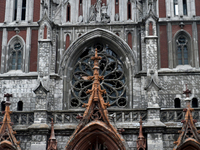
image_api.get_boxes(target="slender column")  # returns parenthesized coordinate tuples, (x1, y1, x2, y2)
(16, 0, 22, 22)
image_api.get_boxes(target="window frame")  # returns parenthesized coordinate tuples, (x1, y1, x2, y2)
(172, 31, 193, 68)
(6, 35, 26, 72)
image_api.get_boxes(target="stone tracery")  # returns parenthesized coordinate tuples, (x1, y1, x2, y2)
(71, 43, 126, 108)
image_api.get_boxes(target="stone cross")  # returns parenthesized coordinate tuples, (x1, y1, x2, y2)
(183, 84, 191, 98)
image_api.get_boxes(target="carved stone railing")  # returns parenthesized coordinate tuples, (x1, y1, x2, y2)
(0, 111, 34, 125)
(47, 109, 148, 124)
(12, 111, 34, 125)
(160, 108, 200, 122)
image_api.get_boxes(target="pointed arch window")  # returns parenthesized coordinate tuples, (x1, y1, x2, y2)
(176, 36, 188, 65)
(79, 0, 83, 16)
(127, 0, 131, 20)
(1, 101, 5, 111)
(66, 3, 71, 22)
(17, 101, 23, 111)
(174, 0, 179, 16)
(174, 98, 181, 108)
(192, 98, 198, 108)
(10, 42, 23, 70)
(183, 0, 187, 15)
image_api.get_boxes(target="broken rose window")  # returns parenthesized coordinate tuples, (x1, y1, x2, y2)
(71, 43, 126, 108)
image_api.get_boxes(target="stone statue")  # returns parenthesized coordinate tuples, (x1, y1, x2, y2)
(89, 0, 110, 23)
(89, 5, 97, 21)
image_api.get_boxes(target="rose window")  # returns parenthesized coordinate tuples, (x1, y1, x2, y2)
(71, 44, 126, 108)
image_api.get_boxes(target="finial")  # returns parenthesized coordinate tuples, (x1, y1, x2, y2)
(4, 93, 12, 100)
(49, 118, 56, 140)
(183, 84, 191, 98)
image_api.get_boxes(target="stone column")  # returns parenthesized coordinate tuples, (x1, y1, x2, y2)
(29, 82, 49, 150)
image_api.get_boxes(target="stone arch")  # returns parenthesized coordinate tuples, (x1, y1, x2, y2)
(176, 140, 200, 150)
(145, 18, 157, 36)
(0, 141, 17, 150)
(66, 122, 126, 150)
(59, 28, 137, 109)
(173, 30, 193, 67)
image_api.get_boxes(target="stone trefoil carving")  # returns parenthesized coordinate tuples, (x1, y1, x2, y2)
(71, 44, 126, 108)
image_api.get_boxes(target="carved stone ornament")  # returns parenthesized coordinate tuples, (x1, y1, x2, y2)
(65, 48, 127, 150)
(89, 0, 110, 23)
(33, 81, 49, 96)
(0, 94, 21, 150)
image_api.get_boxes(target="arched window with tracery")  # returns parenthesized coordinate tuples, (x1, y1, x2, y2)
(71, 43, 126, 108)
(176, 35, 188, 65)
(9, 42, 23, 70)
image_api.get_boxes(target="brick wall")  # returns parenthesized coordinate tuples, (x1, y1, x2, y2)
(160, 25, 168, 68)
(30, 29, 38, 72)
(33, 0, 40, 22)
(0, 0, 6, 23)
(7, 30, 26, 43)
(128, 33, 132, 49)
(159, 0, 166, 18)
(91, 0, 96, 5)
(172, 24, 192, 38)
(65, 35, 70, 50)
(195, 0, 200, 16)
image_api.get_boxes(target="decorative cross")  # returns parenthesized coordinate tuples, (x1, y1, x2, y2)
(183, 84, 191, 98)
(4, 93, 12, 101)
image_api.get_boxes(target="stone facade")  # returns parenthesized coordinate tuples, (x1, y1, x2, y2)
(0, 0, 199, 149)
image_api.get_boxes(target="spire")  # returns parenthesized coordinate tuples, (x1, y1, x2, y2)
(173, 85, 200, 150)
(65, 48, 126, 150)
(137, 117, 146, 150)
(47, 118, 57, 150)
(0, 93, 21, 150)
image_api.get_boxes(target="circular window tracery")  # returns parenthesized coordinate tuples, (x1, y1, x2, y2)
(71, 43, 126, 108)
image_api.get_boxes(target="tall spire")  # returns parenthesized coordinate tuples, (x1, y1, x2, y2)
(137, 117, 146, 150)
(47, 118, 57, 150)
(173, 85, 200, 150)
(65, 48, 126, 150)
(0, 93, 21, 150)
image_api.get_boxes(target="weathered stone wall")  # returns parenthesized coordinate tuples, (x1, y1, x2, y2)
(0, 78, 37, 111)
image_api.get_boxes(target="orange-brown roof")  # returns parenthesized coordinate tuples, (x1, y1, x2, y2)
(47, 118, 57, 150)
(0, 94, 21, 150)
(65, 48, 126, 150)
(173, 87, 200, 150)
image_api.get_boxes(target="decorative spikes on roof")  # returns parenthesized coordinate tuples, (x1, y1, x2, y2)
(137, 117, 146, 150)
(173, 85, 200, 150)
(0, 94, 21, 150)
(47, 118, 57, 150)
(65, 48, 126, 150)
